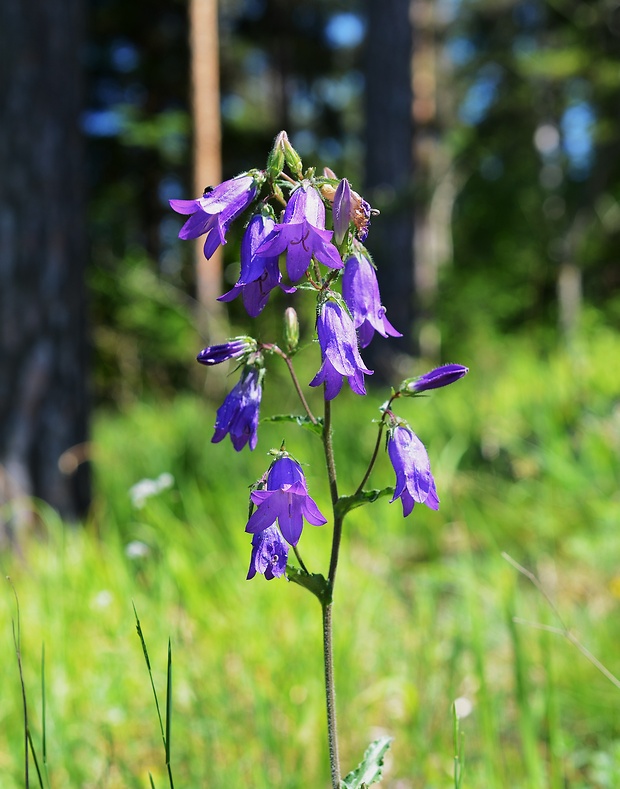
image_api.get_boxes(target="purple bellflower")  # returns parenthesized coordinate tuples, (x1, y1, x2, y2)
(405, 364, 469, 394)
(309, 300, 373, 400)
(246, 524, 289, 581)
(342, 252, 402, 348)
(212, 366, 263, 452)
(218, 214, 294, 317)
(246, 456, 327, 546)
(388, 424, 439, 517)
(255, 183, 343, 282)
(170, 175, 258, 260)
(197, 337, 255, 366)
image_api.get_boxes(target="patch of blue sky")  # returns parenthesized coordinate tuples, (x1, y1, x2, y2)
(458, 65, 502, 125)
(446, 36, 476, 66)
(561, 102, 594, 176)
(81, 109, 124, 137)
(325, 12, 365, 49)
(110, 40, 139, 73)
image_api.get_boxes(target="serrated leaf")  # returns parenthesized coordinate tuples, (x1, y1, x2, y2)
(341, 736, 393, 789)
(262, 413, 324, 437)
(334, 487, 394, 520)
(286, 565, 330, 603)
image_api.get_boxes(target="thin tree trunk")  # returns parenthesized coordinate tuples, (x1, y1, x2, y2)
(0, 0, 89, 541)
(190, 0, 223, 331)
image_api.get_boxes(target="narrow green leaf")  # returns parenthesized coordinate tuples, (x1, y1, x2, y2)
(165, 639, 172, 766)
(334, 487, 394, 520)
(341, 736, 393, 789)
(149, 773, 157, 789)
(41, 644, 46, 763)
(286, 566, 330, 603)
(261, 413, 324, 437)
(27, 730, 45, 789)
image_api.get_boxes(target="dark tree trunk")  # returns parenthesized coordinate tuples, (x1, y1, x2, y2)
(363, 0, 415, 380)
(0, 0, 90, 540)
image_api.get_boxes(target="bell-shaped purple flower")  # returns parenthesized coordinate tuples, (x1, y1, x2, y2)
(255, 183, 343, 282)
(342, 252, 402, 348)
(405, 364, 469, 393)
(170, 175, 258, 260)
(196, 337, 255, 366)
(246, 524, 289, 580)
(246, 456, 327, 546)
(309, 300, 373, 400)
(212, 366, 263, 452)
(218, 214, 294, 317)
(388, 425, 439, 517)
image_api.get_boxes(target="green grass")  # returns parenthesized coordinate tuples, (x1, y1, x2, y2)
(2, 324, 620, 787)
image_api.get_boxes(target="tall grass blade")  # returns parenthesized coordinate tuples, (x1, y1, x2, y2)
(165, 638, 173, 787)
(8, 577, 29, 788)
(452, 704, 464, 789)
(149, 773, 157, 788)
(27, 730, 45, 789)
(133, 604, 174, 789)
(41, 643, 50, 787)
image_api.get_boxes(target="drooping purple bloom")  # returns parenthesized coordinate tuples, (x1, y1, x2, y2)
(309, 300, 373, 400)
(342, 252, 402, 348)
(170, 175, 258, 260)
(406, 364, 469, 393)
(246, 524, 289, 580)
(197, 337, 255, 366)
(245, 456, 327, 546)
(255, 183, 343, 282)
(212, 366, 263, 451)
(388, 425, 439, 517)
(218, 214, 294, 317)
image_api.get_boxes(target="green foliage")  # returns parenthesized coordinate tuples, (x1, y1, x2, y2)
(262, 413, 325, 439)
(341, 736, 392, 789)
(3, 327, 620, 787)
(89, 250, 202, 404)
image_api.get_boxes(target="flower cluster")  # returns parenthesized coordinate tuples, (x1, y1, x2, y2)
(172, 132, 469, 579)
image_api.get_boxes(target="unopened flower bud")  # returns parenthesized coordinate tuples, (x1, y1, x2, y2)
(333, 179, 352, 245)
(266, 131, 286, 180)
(196, 337, 256, 366)
(282, 134, 304, 178)
(283, 307, 300, 353)
(399, 364, 469, 395)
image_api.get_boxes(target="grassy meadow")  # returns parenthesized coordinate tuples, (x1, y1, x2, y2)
(2, 323, 620, 788)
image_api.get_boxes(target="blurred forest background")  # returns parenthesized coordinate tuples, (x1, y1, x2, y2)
(2, 0, 620, 787)
(86, 0, 620, 401)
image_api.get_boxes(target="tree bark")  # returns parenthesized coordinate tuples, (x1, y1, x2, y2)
(190, 0, 224, 330)
(363, 0, 415, 379)
(0, 0, 90, 540)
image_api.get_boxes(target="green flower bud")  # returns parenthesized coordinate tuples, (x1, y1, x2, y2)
(266, 131, 286, 180)
(283, 307, 300, 353)
(282, 135, 303, 178)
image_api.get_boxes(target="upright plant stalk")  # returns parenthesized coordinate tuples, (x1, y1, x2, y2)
(322, 396, 342, 788)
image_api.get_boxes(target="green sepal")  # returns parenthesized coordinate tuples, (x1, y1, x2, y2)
(261, 413, 324, 438)
(341, 736, 393, 789)
(287, 565, 330, 603)
(334, 487, 394, 520)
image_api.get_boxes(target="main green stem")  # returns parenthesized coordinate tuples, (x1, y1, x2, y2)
(322, 397, 342, 788)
